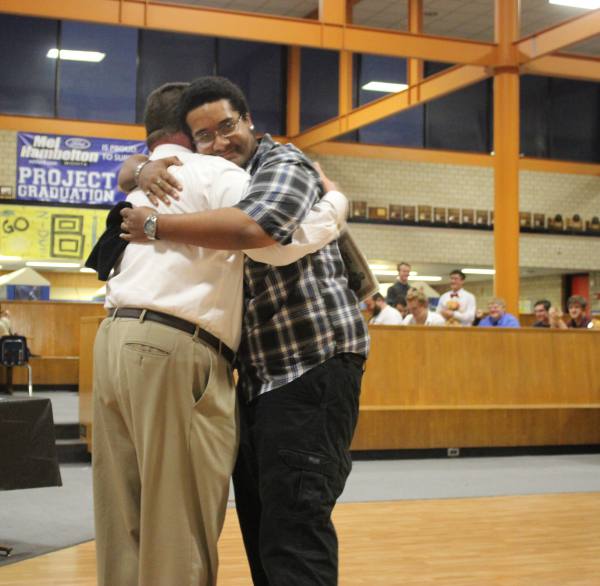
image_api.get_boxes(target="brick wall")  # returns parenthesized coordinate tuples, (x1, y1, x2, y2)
(311, 151, 600, 273)
(0, 130, 17, 194)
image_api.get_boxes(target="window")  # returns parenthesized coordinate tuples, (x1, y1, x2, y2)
(137, 30, 216, 122)
(0, 15, 58, 117)
(57, 22, 138, 123)
(218, 40, 285, 135)
(357, 54, 423, 147)
(300, 48, 339, 131)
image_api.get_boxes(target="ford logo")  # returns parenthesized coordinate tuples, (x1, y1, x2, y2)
(65, 137, 92, 150)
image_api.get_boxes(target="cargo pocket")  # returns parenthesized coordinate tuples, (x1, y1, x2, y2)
(278, 448, 337, 520)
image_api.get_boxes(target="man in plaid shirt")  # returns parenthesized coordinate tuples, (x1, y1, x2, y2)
(121, 76, 369, 585)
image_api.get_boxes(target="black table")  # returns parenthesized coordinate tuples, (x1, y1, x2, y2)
(0, 396, 62, 491)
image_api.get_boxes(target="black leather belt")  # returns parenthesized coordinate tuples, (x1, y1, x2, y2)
(107, 307, 235, 364)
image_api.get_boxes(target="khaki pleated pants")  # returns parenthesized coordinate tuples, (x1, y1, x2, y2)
(92, 315, 238, 586)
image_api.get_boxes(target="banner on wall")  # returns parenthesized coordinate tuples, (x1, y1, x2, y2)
(0, 202, 108, 263)
(16, 132, 147, 206)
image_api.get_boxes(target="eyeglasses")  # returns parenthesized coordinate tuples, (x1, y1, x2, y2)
(193, 115, 243, 146)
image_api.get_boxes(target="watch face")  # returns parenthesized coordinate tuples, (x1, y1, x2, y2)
(144, 214, 157, 239)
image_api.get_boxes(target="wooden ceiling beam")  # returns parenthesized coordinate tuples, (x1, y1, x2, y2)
(0, 0, 496, 66)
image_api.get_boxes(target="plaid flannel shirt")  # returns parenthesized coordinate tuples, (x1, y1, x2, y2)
(235, 134, 370, 401)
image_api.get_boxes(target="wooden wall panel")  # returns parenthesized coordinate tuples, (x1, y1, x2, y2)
(352, 326, 600, 450)
(4, 357, 79, 386)
(352, 407, 600, 450)
(361, 326, 600, 406)
(1, 300, 105, 356)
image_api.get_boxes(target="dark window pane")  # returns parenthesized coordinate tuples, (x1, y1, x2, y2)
(58, 22, 137, 123)
(520, 75, 550, 159)
(424, 62, 491, 153)
(0, 15, 57, 117)
(357, 54, 423, 147)
(137, 30, 215, 123)
(300, 48, 339, 131)
(218, 40, 284, 135)
(549, 78, 600, 163)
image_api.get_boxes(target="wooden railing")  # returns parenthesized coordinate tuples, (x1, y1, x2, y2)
(351, 326, 600, 450)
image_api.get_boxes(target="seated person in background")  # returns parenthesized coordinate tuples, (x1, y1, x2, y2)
(436, 270, 476, 326)
(567, 295, 593, 328)
(0, 306, 12, 336)
(402, 288, 446, 326)
(532, 299, 551, 327)
(394, 296, 408, 320)
(386, 261, 411, 307)
(366, 293, 404, 325)
(477, 298, 520, 328)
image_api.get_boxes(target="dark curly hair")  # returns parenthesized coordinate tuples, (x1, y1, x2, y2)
(178, 76, 249, 135)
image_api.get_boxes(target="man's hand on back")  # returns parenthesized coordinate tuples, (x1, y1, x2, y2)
(138, 157, 183, 205)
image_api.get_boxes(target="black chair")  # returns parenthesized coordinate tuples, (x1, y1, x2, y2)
(0, 335, 32, 396)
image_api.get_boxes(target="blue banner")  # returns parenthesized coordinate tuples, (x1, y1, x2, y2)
(16, 132, 147, 206)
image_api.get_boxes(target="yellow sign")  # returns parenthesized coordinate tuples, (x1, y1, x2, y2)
(0, 203, 108, 262)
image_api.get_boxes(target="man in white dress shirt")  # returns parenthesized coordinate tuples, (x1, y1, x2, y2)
(92, 83, 347, 586)
(367, 293, 404, 325)
(402, 288, 446, 326)
(435, 270, 476, 326)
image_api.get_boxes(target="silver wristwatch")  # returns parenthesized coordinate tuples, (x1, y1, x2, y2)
(143, 213, 159, 240)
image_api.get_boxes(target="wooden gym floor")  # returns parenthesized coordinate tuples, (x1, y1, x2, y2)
(1, 492, 599, 585)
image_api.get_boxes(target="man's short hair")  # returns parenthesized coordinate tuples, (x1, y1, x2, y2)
(406, 288, 428, 307)
(397, 261, 411, 271)
(395, 295, 407, 307)
(144, 82, 190, 148)
(567, 295, 587, 309)
(450, 270, 466, 280)
(489, 297, 506, 308)
(534, 299, 551, 311)
(179, 76, 250, 134)
(372, 293, 385, 303)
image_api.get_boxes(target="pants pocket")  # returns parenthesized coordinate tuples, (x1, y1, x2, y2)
(277, 448, 336, 519)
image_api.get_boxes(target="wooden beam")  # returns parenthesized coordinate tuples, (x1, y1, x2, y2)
(292, 64, 490, 150)
(319, 0, 346, 24)
(408, 0, 424, 104)
(286, 47, 301, 137)
(493, 0, 520, 316)
(0, 0, 496, 65)
(522, 52, 600, 83)
(517, 8, 600, 64)
(0, 114, 145, 140)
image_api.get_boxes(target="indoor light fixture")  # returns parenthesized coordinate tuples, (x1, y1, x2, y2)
(26, 261, 82, 269)
(462, 268, 496, 275)
(0, 255, 22, 261)
(548, 0, 600, 9)
(407, 275, 442, 282)
(80, 267, 96, 273)
(368, 263, 395, 271)
(362, 81, 409, 93)
(371, 269, 399, 277)
(47, 48, 106, 62)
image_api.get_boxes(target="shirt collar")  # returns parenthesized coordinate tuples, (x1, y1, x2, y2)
(150, 143, 192, 159)
(245, 133, 274, 175)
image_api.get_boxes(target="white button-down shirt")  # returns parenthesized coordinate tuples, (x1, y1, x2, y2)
(106, 144, 346, 351)
(436, 287, 476, 326)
